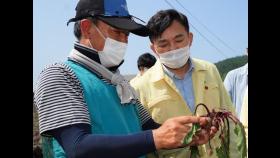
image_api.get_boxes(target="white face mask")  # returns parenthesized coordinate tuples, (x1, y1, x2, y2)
(99, 38, 127, 68)
(90, 24, 127, 68)
(158, 45, 190, 69)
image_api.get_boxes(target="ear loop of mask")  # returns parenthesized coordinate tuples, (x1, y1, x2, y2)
(88, 39, 94, 49)
(92, 23, 106, 40)
(87, 23, 106, 49)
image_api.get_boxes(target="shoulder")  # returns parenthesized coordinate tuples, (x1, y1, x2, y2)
(36, 62, 77, 82)
(34, 62, 83, 104)
(226, 63, 247, 78)
(192, 58, 217, 68)
(130, 76, 139, 87)
(34, 63, 90, 135)
(134, 68, 154, 87)
(191, 58, 219, 74)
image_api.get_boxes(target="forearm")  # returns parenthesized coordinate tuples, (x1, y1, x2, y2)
(51, 124, 156, 158)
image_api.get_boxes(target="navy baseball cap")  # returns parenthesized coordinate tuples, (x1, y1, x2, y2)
(67, 0, 150, 37)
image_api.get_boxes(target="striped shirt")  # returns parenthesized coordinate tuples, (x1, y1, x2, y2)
(34, 62, 151, 135)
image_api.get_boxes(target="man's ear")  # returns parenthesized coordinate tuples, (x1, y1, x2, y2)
(80, 19, 92, 38)
(188, 32, 193, 47)
(150, 43, 160, 58)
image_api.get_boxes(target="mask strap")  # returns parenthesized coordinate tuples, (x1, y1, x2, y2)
(92, 23, 106, 40)
(88, 23, 106, 50)
(88, 39, 94, 49)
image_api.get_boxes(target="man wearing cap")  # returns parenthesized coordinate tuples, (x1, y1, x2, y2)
(34, 1, 217, 158)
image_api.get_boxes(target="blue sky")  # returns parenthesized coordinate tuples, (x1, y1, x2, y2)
(33, 0, 248, 87)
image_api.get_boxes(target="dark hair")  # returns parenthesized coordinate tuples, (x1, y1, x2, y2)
(147, 9, 189, 42)
(137, 53, 156, 70)
(73, 17, 98, 40)
(74, 21, 82, 40)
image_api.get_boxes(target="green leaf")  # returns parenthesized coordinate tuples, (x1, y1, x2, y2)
(183, 123, 200, 145)
(213, 118, 231, 158)
(234, 125, 239, 135)
(234, 123, 247, 158)
(190, 146, 200, 158)
(216, 145, 229, 158)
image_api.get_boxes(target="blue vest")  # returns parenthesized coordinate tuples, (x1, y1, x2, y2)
(52, 60, 144, 158)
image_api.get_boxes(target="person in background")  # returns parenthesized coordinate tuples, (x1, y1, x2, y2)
(130, 53, 156, 86)
(224, 48, 248, 118)
(224, 47, 248, 153)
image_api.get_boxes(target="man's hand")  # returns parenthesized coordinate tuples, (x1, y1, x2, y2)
(152, 116, 210, 150)
(188, 119, 218, 146)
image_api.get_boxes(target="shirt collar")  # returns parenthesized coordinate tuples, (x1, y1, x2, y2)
(150, 58, 208, 83)
(162, 58, 195, 80)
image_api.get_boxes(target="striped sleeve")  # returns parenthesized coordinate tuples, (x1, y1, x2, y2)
(34, 63, 91, 135)
(135, 100, 151, 126)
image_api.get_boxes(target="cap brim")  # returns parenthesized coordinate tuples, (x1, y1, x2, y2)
(98, 17, 150, 37)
